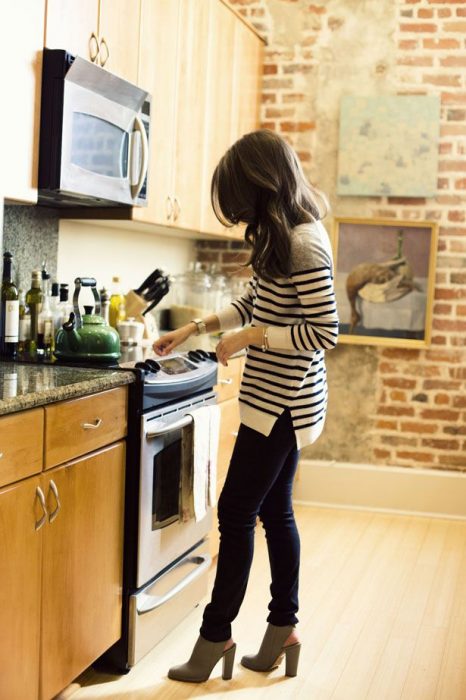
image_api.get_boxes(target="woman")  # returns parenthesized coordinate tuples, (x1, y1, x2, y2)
(153, 130, 339, 683)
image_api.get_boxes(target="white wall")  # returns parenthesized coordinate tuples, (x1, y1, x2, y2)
(57, 220, 195, 299)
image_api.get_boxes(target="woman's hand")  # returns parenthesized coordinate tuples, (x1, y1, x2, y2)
(152, 323, 195, 356)
(215, 329, 250, 366)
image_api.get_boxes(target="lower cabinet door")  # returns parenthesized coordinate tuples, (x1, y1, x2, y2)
(0, 477, 42, 700)
(40, 442, 125, 700)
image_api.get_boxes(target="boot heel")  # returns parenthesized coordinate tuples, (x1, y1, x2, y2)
(284, 643, 301, 677)
(222, 644, 236, 680)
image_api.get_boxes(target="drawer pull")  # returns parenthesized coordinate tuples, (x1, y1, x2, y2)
(82, 418, 103, 430)
(219, 378, 233, 386)
(35, 487, 48, 531)
(48, 480, 61, 523)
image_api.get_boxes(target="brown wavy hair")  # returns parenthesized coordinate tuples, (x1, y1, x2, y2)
(211, 130, 329, 281)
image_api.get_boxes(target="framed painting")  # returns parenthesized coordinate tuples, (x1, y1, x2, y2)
(332, 218, 439, 348)
(337, 95, 440, 197)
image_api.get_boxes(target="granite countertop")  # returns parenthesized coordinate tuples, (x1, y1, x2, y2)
(0, 362, 136, 416)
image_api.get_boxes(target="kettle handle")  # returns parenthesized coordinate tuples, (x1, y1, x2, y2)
(73, 278, 101, 328)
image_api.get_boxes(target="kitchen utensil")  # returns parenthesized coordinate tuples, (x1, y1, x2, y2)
(54, 278, 120, 362)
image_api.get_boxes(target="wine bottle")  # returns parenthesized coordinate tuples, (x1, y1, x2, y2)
(26, 270, 43, 355)
(1, 252, 19, 359)
(18, 289, 31, 356)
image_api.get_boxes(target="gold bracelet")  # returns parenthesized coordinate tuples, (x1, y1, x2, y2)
(261, 327, 269, 352)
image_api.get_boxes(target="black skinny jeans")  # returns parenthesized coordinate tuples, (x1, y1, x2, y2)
(200, 408, 300, 642)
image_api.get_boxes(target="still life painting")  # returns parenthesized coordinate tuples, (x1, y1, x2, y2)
(332, 218, 438, 348)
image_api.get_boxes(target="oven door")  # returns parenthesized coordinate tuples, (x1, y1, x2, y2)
(137, 393, 215, 588)
(59, 58, 149, 206)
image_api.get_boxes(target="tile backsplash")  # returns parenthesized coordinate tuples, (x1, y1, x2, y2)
(2, 205, 59, 292)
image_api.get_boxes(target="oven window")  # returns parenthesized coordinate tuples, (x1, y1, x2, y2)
(71, 112, 129, 178)
(152, 438, 182, 530)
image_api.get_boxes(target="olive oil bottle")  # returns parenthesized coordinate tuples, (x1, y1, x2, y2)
(26, 270, 43, 355)
(0, 252, 19, 358)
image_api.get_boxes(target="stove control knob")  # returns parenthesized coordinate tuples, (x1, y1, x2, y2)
(135, 361, 150, 373)
(187, 351, 200, 363)
(145, 359, 161, 372)
(207, 351, 218, 363)
(196, 349, 210, 360)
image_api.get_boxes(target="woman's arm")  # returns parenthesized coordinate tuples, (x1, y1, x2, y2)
(267, 265, 339, 351)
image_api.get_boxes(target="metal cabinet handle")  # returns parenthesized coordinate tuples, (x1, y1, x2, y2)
(173, 197, 181, 222)
(219, 378, 232, 385)
(166, 195, 173, 220)
(48, 480, 61, 523)
(89, 32, 99, 62)
(0, 452, 3, 459)
(99, 36, 110, 67)
(136, 554, 211, 615)
(35, 487, 48, 531)
(82, 418, 102, 430)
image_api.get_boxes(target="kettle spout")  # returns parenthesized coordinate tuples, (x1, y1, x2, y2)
(62, 312, 82, 352)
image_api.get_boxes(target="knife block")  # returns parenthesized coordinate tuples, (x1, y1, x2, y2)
(125, 290, 159, 342)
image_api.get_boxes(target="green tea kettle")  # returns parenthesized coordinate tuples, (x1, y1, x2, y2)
(54, 278, 121, 363)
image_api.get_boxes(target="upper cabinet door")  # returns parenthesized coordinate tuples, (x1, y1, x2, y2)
(1, 0, 45, 203)
(231, 17, 263, 142)
(200, 0, 237, 236)
(44, 0, 99, 60)
(98, 0, 141, 83)
(134, 0, 181, 226)
(172, 0, 211, 231)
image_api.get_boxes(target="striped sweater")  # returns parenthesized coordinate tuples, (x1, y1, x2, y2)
(216, 221, 339, 449)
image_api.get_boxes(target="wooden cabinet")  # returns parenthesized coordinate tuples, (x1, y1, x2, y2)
(134, 0, 264, 235)
(40, 443, 125, 700)
(45, 0, 140, 83)
(135, 0, 180, 227)
(44, 0, 99, 60)
(1, 0, 45, 203)
(200, 0, 237, 236)
(210, 355, 243, 558)
(0, 386, 128, 700)
(0, 408, 44, 487)
(44, 386, 128, 469)
(0, 477, 43, 700)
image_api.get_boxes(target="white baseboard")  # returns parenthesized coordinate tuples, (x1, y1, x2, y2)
(293, 459, 466, 520)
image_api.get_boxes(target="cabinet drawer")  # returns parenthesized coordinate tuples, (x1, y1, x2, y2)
(0, 409, 43, 488)
(215, 357, 242, 403)
(44, 387, 128, 469)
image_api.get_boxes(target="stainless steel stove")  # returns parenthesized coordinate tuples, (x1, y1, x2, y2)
(98, 349, 219, 671)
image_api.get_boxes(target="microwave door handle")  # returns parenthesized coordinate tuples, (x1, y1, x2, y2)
(130, 114, 149, 200)
(145, 413, 193, 439)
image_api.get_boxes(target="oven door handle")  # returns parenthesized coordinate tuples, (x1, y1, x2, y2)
(136, 554, 212, 615)
(145, 413, 193, 438)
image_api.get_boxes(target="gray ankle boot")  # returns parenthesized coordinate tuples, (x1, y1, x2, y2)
(168, 635, 236, 682)
(241, 623, 301, 677)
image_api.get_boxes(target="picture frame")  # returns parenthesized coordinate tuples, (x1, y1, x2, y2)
(331, 217, 439, 349)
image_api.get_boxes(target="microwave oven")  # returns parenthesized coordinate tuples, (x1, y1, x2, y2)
(38, 49, 150, 208)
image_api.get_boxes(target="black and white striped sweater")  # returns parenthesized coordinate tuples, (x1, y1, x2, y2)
(216, 221, 339, 449)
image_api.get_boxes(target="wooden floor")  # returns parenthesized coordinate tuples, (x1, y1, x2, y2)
(65, 505, 466, 700)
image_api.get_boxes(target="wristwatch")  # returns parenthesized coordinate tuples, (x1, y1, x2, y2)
(191, 317, 207, 335)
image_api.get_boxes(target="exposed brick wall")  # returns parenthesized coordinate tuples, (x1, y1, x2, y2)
(196, 0, 466, 472)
